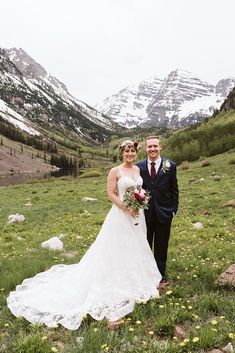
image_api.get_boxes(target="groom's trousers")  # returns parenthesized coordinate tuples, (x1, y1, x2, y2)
(146, 216, 172, 278)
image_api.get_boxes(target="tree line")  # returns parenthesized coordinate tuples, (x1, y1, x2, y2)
(0, 116, 57, 153)
(162, 120, 235, 164)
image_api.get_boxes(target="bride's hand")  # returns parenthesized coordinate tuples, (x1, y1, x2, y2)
(126, 207, 139, 218)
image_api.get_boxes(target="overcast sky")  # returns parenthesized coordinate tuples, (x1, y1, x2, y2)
(1, 0, 235, 106)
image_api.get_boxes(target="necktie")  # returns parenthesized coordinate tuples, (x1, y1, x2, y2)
(150, 161, 156, 179)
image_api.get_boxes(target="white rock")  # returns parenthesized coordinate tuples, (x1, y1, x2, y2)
(16, 236, 24, 241)
(223, 342, 234, 353)
(41, 236, 63, 251)
(25, 202, 33, 206)
(7, 214, 25, 224)
(82, 197, 97, 202)
(193, 222, 203, 229)
(75, 336, 84, 348)
(58, 234, 66, 240)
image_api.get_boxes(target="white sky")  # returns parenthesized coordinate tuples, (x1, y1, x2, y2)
(1, 0, 235, 106)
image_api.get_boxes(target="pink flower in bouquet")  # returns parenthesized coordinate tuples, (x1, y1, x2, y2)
(133, 192, 145, 200)
(123, 186, 150, 215)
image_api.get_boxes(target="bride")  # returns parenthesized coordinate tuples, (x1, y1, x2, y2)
(7, 140, 161, 330)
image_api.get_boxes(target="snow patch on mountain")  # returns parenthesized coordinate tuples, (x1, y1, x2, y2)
(0, 99, 41, 135)
(0, 47, 118, 142)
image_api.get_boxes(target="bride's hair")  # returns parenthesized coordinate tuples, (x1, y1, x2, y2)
(118, 140, 139, 160)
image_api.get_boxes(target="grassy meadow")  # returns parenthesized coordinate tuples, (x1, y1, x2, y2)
(0, 151, 235, 353)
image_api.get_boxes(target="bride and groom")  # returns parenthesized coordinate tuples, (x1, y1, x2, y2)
(7, 136, 179, 330)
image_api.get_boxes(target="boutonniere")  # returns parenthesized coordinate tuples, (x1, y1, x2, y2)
(162, 160, 171, 173)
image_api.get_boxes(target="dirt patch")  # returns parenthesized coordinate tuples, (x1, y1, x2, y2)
(0, 145, 53, 174)
(0, 145, 57, 185)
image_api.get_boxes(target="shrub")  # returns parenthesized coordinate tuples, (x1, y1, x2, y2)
(180, 160, 190, 170)
(79, 170, 102, 178)
(201, 159, 211, 167)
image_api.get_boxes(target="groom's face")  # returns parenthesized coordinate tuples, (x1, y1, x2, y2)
(145, 138, 162, 161)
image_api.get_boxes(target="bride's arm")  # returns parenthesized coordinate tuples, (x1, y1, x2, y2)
(107, 168, 125, 209)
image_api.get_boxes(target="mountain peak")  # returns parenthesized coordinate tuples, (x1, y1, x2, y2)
(6, 47, 47, 79)
(97, 70, 235, 129)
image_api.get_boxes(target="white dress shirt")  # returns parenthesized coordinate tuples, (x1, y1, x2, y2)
(147, 157, 161, 176)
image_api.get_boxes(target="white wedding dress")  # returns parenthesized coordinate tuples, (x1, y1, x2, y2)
(7, 174, 161, 330)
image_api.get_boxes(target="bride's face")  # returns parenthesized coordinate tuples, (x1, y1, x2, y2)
(122, 146, 137, 163)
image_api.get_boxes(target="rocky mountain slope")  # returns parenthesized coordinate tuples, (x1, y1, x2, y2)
(0, 48, 120, 146)
(97, 69, 235, 128)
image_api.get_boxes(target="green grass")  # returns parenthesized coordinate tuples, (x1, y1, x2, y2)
(0, 151, 235, 353)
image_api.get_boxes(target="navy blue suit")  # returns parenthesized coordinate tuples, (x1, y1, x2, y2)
(136, 157, 179, 278)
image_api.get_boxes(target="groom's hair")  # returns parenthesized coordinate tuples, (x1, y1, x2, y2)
(145, 135, 160, 145)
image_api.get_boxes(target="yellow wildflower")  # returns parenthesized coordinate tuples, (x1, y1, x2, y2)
(192, 337, 199, 343)
(183, 338, 190, 343)
(166, 290, 173, 295)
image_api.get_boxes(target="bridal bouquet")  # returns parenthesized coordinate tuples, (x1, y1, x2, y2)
(123, 186, 150, 225)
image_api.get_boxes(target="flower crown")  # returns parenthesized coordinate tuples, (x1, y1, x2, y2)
(118, 140, 140, 152)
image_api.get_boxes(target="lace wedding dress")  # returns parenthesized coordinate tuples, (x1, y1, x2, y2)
(7, 174, 161, 330)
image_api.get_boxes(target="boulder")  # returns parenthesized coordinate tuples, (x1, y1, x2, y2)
(24, 202, 33, 206)
(82, 197, 97, 202)
(223, 200, 235, 207)
(41, 236, 63, 251)
(173, 325, 187, 339)
(193, 222, 203, 229)
(7, 213, 25, 224)
(216, 264, 235, 286)
(223, 342, 234, 353)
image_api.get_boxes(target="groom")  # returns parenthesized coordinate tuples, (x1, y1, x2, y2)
(136, 136, 179, 284)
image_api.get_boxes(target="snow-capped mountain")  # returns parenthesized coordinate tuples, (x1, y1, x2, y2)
(0, 47, 120, 145)
(97, 69, 235, 128)
(96, 76, 163, 128)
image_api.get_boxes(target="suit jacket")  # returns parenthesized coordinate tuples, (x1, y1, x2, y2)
(136, 158, 179, 224)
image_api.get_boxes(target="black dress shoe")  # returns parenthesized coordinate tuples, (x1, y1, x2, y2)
(160, 276, 169, 285)
(160, 274, 167, 281)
